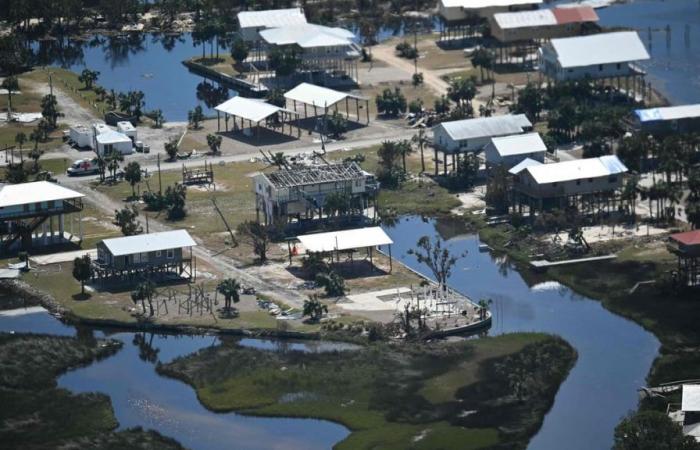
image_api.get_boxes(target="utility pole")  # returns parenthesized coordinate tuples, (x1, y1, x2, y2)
(157, 153, 162, 195)
(49, 72, 53, 97)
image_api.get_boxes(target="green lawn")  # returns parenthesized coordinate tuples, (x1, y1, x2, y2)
(159, 333, 575, 450)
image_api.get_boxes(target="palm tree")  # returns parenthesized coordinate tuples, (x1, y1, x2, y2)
(412, 127, 428, 173)
(131, 280, 156, 316)
(1, 76, 19, 116)
(14, 132, 26, 151)
(216, 278, 241, 311)
(303, 295, 328, 322)
(397, 139, 413, 174)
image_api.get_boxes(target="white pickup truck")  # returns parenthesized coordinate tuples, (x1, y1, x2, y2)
(67, 158, 100, 176)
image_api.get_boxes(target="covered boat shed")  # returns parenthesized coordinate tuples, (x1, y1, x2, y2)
(215, 96, 300, 140)
(292, 226, 394, 271)
(284, 83, 370, 124)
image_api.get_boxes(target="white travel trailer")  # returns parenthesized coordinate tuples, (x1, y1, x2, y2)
(117, 121, 137, 143)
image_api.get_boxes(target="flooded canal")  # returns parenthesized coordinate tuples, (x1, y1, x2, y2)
(383, 216, 660, 450)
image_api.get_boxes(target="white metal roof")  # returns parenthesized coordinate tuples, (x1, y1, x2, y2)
(509, 157, 543, 174)
(493, 9, 556, 29)
(298, 227, 393, 253)
(117, 121, 135, 132)
(487, 132, 547, 157)
(683, 385, 700, 412)
(284, 83, 364, 109)
(549, 31, 649, 68)
(215, 96, 293, 123)
(635, 104, 700, 122)
(441, 0, 542, 8)
(260, 24, 354, 48)
(525, 155, 627, 184)
(96, 130, 132, 144)
(437, 114, 531, 142)
(102, 230, 197, 257)
(0, 181, 84, 208)
(237, 8, 307, 29)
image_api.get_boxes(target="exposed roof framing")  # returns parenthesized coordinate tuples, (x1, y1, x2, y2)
(265, 162, 366, 189)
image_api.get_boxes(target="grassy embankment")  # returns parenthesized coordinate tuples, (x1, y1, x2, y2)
(0, 328, 183, 449)
(159, 332, 576, 450)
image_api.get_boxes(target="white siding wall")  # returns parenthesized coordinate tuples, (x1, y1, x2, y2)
(515, 171, 623, 198)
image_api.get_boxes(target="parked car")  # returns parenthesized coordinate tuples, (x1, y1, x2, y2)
(67, 158, 100, 176)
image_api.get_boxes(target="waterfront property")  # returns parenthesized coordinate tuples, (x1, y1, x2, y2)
(667, 230, 700, 287)
(433, 114, 532, 154)
(484, 131, 547, 170)
(539, 31, 650, 97)
(214, 95, 300, 141)
(438, 0, 542, 41)
(93, 230, 197, 282)
(253, 162, 378, 227)
(489, 6, 599, 65)
(511, 155, 628, 215)
(634, 104, 700, 135)
(284, 82, 370, 125)
(293, 226, 393, 271)
(237, 8, 308, 43)
(0, 181, 84, 252)
(237, 8, 360, 86)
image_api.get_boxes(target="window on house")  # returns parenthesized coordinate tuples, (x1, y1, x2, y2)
(588, 178, 593, 183)
(156, 250, 162, 258)
(609, 175, 618, 183)
(616, 63, 621, 70)
(167, 249, 174, 259)
(576, 180, 581, 185)
(598, 64, 603, 71)
(552, 182, 558, 187)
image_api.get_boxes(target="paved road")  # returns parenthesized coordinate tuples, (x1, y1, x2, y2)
(57, 127, 419, 183)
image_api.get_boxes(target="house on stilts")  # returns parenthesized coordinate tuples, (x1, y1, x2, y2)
(0, 181, 85, 253)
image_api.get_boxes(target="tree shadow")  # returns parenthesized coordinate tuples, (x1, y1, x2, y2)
(71, 292, 92, 301)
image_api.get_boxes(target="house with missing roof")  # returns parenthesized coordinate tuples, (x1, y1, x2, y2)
(484, 132, 547, 170)
(237, 8, 361, 84)
(539, 31, 650, 86)
(510, 155, 628, 214)
(253, 162, 379, 227)
(634, 104, 700, 135)
(432, 114, 532, 154)
(0, 181, 85, 252)
(94, 230, 197, 282)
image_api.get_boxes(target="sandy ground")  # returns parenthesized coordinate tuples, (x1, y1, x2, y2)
(547, 222, 668, 245)
(452, 185, 486, 215)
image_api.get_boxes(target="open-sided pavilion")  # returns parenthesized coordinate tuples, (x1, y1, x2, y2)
(291, 226, 393, 271)
(214, 96, 300, 141)
(284, 82, 370, 125)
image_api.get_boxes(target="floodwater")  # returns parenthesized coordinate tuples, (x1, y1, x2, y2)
(0, 310, 351, 450)
(382, 215, 660, 450)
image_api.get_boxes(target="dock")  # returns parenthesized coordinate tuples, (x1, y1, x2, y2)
(530, 254, 617, 270)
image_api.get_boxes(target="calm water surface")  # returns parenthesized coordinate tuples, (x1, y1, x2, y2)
(0, 311, 350, 450)
(383, 216, 660, 450)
